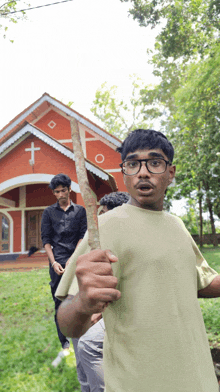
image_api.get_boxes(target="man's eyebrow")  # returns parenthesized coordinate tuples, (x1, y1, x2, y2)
(125, 152, 165, 160)
(148, 152, 165, 159)
(125, 153, 139, 160)
(54, 187, 67, 192)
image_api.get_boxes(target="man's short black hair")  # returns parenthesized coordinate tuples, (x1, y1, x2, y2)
(116, 129, 174, 163)
(49, 173, 71, 190)
(100, 192, 129, 210)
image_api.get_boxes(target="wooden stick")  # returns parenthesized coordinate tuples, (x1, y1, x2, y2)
(70, 118, 101, 250)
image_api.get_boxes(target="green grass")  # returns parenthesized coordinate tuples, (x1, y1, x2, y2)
(1, 247, 220, 390)
(0, 268, 80, 392)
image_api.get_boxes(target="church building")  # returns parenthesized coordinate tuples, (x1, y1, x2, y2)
(0, 93, 126, 259)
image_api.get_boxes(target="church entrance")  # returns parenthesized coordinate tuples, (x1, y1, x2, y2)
(26, 210, 43, 251)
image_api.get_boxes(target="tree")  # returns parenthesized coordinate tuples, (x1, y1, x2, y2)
(90, 76, 154, 140)
(0, 1, 28, 41)
(180, 202, 200, 235)
(120, 0, 220, 59)
(120, 0, 220, 135)
(169, 43, 220, 245)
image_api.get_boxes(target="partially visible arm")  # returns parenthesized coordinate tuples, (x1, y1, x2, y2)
(41, 212, 64, 275)
(44, 243, 56, 266)
(44, 243, 64, 275)
(41, 210, 54, 266)
(57, 294, 92, 337)
(198, 275, 220, 298)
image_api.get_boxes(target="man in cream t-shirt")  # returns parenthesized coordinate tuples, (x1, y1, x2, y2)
(56, 129, 219, 392)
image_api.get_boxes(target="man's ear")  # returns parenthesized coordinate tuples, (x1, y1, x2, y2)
(122, 173, 126, 187)
(168, 165, 176, 185)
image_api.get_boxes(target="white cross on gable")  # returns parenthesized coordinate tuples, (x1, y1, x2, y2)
(25, 142, 41, 165)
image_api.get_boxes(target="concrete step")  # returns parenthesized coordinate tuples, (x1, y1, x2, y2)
(17, 252, 47, 261)
(0, 257, 48, 271)
(16, 256, 48, 263)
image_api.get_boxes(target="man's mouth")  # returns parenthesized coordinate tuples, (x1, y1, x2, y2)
(136, 182, 154, 191)
(139, 185, 152, 191)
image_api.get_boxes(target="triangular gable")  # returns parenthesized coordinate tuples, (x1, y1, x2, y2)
(0, 122, 116, 184)
(0, 93, 121, 148)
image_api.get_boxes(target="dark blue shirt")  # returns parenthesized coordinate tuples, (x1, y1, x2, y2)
(41, 201, 87, 264)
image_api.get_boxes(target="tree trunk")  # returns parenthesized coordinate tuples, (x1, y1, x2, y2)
(198, 195, 203, 247)
(206, 196, 218, 247)
(70, 118, 101, 250)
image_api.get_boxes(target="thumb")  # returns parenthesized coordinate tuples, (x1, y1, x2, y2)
(105, 250, 118, 263)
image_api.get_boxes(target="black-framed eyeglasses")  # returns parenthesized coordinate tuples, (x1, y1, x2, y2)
(119, 158, 171, 176)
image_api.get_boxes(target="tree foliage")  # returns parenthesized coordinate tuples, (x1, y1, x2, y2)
(120, 0, 220, 59)
(0, 1, 28, 41)
(170, 43, 220, 243)
(120, 0, 220, 133)
(90, 76, 154, 140)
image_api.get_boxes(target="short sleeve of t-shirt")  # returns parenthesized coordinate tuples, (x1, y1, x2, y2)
(192, 238, 218, 290)
(173, 215, 218, 290)
(55, 231, 90, 300)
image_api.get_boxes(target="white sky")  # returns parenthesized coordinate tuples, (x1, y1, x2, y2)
(0, 0, 158, 130)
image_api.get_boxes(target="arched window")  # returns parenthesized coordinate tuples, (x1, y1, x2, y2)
(0, 213, 10, 253)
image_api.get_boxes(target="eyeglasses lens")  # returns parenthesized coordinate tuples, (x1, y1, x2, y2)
(123, 159, 166, 175)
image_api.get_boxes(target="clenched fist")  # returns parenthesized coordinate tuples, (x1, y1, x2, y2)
(76, 249, 121, 315)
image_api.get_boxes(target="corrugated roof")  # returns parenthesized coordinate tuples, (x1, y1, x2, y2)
(0, 93, 122, 147)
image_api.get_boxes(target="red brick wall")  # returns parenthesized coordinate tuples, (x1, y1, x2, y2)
(35, 110, 71, 140)
(0, 135, 78, 185)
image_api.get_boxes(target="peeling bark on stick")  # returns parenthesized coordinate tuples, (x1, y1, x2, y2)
(70, 118, 101, 250)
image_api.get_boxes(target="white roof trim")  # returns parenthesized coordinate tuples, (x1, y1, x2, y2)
(0, 174, 80, 195)
(0, 94, 121, 147)
(0, 123, 109, 181)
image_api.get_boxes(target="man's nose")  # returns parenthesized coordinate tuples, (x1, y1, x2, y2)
(138, 161, 150, 177)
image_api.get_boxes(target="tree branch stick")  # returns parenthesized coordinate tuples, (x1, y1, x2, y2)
(70, 118, 101, 250)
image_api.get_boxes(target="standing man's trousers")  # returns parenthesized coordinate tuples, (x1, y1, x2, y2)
(78, 319, 105, 392)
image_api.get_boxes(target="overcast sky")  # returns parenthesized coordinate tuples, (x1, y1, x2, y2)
(0, 0, 158, 129)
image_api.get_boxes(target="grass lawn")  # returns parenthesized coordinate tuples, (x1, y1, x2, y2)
(0, 246, 220, 391)
(0, 268, 80, 392)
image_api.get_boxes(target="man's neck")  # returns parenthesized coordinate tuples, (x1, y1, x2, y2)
(59, 199, 71, 211)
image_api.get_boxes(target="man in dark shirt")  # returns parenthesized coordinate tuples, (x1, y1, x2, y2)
(41, 173, 89, 391)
